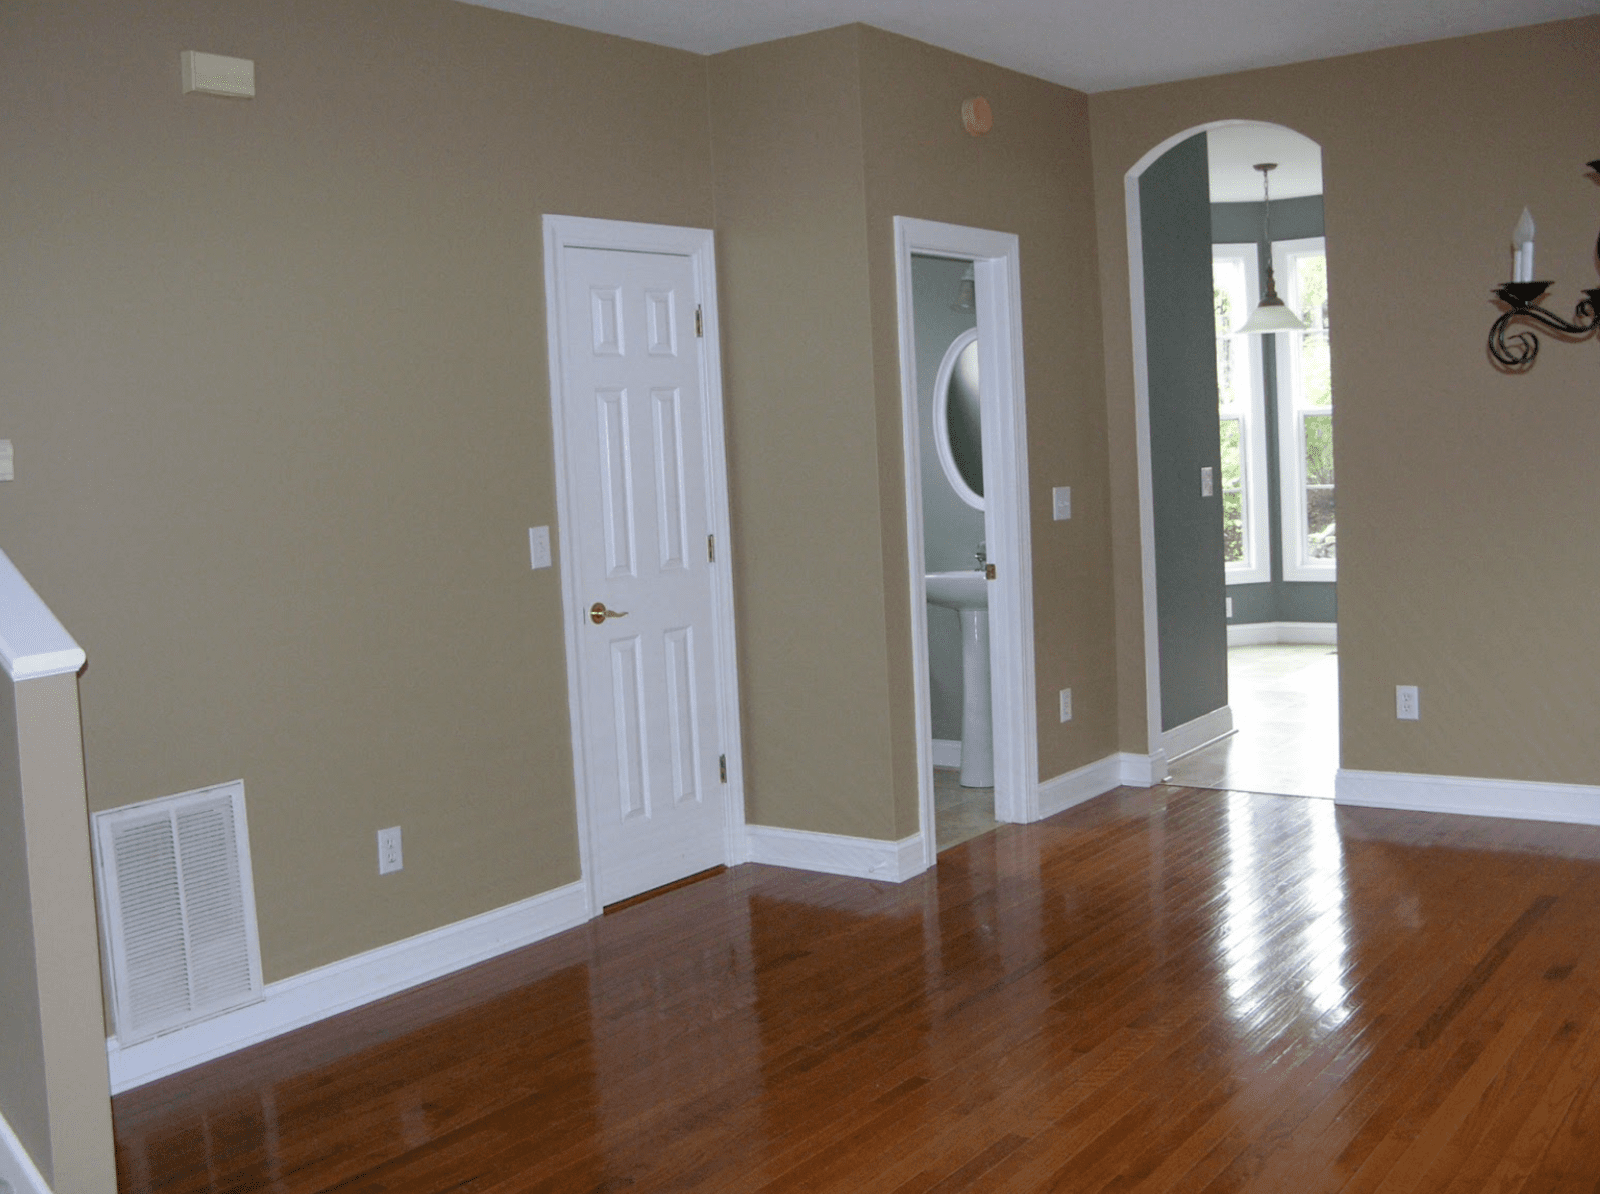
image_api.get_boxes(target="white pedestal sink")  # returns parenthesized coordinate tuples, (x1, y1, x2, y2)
(925, 571, 992, 788)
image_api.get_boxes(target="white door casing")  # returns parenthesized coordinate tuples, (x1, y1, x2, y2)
(544, 217, 745, 911)
(893, 217, 1038, 863)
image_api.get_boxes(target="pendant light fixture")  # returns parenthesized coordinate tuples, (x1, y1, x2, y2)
(1235, 162, 1307, 336)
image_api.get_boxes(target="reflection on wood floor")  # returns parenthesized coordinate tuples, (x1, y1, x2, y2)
(114, 786, 1600, 1192)
(1169, 643, 1339, 799)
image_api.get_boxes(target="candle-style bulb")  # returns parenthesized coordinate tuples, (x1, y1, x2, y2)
(1511, 208, 1535, 282)
(1512, 207, 1535, 247)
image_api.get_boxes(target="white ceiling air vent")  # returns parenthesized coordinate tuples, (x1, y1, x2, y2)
(93, 781, 263, 1045)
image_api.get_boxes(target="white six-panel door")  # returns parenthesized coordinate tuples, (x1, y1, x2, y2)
(551, 238, 732, 908)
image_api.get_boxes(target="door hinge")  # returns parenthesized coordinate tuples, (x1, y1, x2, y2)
(695, 305, 704, 338)
(719, 754, 727, 784)
(707, 533, 716, 563)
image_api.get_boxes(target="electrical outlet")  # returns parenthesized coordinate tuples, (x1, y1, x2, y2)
(378, 826, 403, 874)
(529, 526, 552, 570)
(1059, 687, 1072, 722)
(1052, 486, 1072, 520)
(1200, 466, 1214, 498)
(1396, 685, 1419, 721)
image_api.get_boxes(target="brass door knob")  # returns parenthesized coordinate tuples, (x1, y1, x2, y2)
(589, 602, 629, 625)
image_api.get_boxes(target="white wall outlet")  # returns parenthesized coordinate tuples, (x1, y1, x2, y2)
(1396, 685, 1419, 721)
(529, 526, 551, 570)
(1200, 466, 1214, 498)
(0, 439, 12, 481)
(1052, 486, 1072, 520)
(378, 826, 403, 874)
(1059, 687, 1072, 722)
(1225, 596, 1233, 618)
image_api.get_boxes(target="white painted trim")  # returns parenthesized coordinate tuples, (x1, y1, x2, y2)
(0, 548, 84, 681)
(1271, 235, 1337, 584)
(1124, 121, 1318, 761)
(931, 739, 962, 769)
(1036, 754, 1124, 819)
(1161, 704, 1235, 762)
(542, 215, 748, 908)
(1227, 620, 1337, 646)
(1118, 751, 1169, 787)
(1214, 241, 1270, 586)
(1336, 769, 1600, 826)
(106, 881, 588, 1093)
(744, 825, 925, 883)
(0, 1108, 52, 1194)
(894, 217, 1038, 865)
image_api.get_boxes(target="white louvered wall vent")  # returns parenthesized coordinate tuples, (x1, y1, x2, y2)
(93, 781, 263, 1045)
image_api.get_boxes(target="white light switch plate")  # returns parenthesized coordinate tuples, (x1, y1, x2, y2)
(1052, 486, 1071, 520)
(0, 440, 12, 482)
(1200, 466, 1214, 498)
(529, 526, 552, 570)
(1059, 688, 1072, 722)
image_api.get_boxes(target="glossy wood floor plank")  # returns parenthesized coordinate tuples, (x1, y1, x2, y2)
(113, 787, 1600, 1193)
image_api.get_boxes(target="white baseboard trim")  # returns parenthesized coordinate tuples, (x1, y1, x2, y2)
(1161, 705, 1234, 763)
(931, 738, 962, 769)
(1336, 769, 1600, 826)
(1118, 751, 1169, 788)
(0, 1107, 52, 1194)
(107, 880, 590, 1094)
(1036, 754, 1126, 819)
(744, 825, 926, 883)
(1227, 621, 1337, 646)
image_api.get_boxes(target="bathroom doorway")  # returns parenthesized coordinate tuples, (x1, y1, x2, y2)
(893, 218, 1040, 862)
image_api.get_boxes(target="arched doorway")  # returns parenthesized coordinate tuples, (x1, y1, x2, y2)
(1124, 122, 1339, 798)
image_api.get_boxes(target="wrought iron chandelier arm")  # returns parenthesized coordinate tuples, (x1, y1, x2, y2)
(1484, 161, 1600, 370)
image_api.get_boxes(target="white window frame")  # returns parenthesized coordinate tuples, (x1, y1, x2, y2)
(1272, 236, 1336, 582)
(1214, 243, 1269, 585)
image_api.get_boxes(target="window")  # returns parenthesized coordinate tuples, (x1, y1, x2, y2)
(1213, 244, 1269, 585)
(1273, 237, 1335, 581)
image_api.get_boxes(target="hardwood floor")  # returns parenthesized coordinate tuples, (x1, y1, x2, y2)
(113, 787, 1600, 1192)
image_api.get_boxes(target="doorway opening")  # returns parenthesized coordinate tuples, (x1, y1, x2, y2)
(1124, 123, 1339, 798)
(893, 218, 1039, 863)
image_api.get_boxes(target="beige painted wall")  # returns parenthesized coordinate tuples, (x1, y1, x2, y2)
(1090, 18, 1600, 782)
(708, 29, 898, 840)
(14, 675, 118, 1193)
(0, 679, 52, 1179)
(0, 0, 713, 981)
(710, 27, 1115, 841)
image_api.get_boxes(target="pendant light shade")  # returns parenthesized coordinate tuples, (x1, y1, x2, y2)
(1236, 162, 1306, 336)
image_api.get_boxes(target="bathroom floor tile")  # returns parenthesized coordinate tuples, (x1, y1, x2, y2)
(934, 767, 998, 851)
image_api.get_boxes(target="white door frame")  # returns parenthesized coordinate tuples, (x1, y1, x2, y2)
(1123, 120, 1307, 770)
(893, 217, 1038, 867)
(542, 214, 746, 917)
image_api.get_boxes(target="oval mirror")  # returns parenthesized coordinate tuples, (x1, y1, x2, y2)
(933, 327, 983, 509)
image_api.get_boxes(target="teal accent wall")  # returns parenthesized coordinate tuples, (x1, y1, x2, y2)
(1212, 196, 1337, 625)
(1141, 133, 1228, 732)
